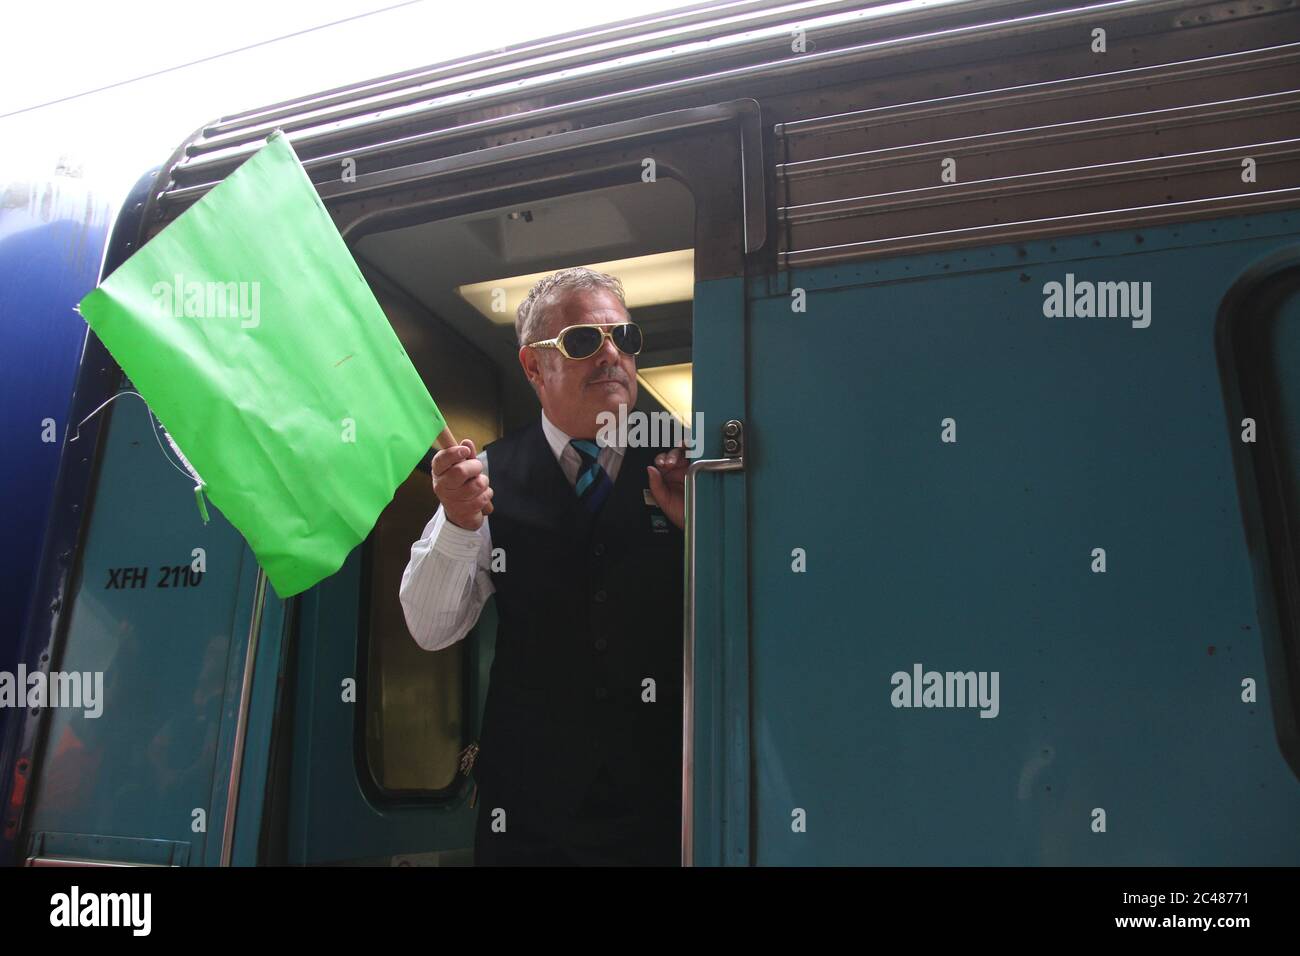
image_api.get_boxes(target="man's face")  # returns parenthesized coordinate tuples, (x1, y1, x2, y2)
(519, 287, 638, 439)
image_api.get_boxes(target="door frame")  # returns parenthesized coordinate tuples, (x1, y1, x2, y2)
(274, 100, 763, 865)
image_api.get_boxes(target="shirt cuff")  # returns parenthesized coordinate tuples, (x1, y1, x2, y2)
(432, 510, 486, 561)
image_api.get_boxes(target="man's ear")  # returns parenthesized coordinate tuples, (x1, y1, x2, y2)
(519, 345, 543, 391)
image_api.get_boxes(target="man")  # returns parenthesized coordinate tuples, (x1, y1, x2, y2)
(399, 266, 689, 866)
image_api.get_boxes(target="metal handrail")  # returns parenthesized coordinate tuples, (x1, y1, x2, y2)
(682, 436, 744, 867)
(219, 566, 269, 866)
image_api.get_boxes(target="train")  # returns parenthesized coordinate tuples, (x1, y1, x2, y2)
(3, 0, 1298, 866)
(0, 171, 112, 766)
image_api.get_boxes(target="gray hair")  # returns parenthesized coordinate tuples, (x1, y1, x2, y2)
(515, 266, 627, 347)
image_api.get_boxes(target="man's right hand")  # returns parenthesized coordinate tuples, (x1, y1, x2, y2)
(432, 439, 494, 531)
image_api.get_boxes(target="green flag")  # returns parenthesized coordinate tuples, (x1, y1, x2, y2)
(79, 131, 445, 597)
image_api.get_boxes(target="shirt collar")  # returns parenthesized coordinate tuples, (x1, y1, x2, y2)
(540, 409, 627, 461)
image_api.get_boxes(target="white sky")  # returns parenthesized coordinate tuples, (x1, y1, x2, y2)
(1, 0, 695, 210)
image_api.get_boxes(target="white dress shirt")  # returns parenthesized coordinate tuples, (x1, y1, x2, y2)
(400, 410, 626, 651)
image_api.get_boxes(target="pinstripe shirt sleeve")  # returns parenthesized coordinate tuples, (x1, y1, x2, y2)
(399, 450, 494, 651)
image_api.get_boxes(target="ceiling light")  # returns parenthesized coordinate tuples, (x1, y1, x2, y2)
(637, 362, 692, 425)
(456, 249, 694, 325)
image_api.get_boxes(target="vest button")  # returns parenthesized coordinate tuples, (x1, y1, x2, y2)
(592, 542, 605, 556)
(595, 687, 608, 700)
(594, 637, 608, 651)
(593, 589, 607, 603)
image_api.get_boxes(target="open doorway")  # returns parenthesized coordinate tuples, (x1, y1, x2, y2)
(345, 177, 696, 861)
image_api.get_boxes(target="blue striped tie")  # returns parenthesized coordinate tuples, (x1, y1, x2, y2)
(570, 439, 614, 513)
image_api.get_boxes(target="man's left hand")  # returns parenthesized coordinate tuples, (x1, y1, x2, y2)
(647, 445, 688, 530)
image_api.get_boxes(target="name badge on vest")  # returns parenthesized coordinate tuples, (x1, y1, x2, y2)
(643, 488, 670, 532)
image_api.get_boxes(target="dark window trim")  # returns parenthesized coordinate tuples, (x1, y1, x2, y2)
(1216, 246, 1300, 783)
(353, 531, 471, 809)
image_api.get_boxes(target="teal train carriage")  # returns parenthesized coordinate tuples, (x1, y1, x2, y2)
(5, 0, 1299, 866)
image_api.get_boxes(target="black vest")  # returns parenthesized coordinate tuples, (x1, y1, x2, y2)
(473, 420, 684, 831)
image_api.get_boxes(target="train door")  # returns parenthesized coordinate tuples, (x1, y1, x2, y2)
(273, 106, 755, 865)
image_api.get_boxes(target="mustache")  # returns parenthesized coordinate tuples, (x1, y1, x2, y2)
(585, 369, 630, 387)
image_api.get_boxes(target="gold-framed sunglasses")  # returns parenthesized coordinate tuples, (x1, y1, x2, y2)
(527, 322, 643, 360)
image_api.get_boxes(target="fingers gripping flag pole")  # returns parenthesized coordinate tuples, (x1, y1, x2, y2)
(79, 129, 464, 598)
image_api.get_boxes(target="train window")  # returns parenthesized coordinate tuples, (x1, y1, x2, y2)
(353, 178, 696, 800)
(362, 468, 466, 794)
(1219, 260, 1300, 777)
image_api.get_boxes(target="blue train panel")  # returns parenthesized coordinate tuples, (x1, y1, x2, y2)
(741, 209, 1300, 864)
(0, 177, 112, 743)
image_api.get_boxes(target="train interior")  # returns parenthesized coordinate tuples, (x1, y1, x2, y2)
(283, 177, 699, 863)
